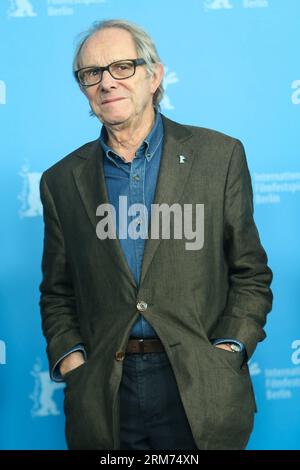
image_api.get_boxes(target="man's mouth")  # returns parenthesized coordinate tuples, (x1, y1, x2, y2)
(102, 97, 126, 105)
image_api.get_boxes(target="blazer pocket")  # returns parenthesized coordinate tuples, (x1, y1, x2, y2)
(63, 360, 88, 384)
(209, 344, 246, 376)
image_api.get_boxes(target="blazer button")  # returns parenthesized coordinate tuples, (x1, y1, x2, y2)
(115, 351, 125, 361)
(137, 301, 147, 312)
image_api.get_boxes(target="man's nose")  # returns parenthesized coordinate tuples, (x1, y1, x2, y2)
(100, 69, 117, 88)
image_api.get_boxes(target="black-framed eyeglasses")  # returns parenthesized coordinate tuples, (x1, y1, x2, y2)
(74, 58, 146, 87)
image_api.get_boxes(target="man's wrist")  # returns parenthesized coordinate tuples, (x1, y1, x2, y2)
(227, 343, 242, 352)
(213, 341, 244, 353)
(212, 338, 245, 353)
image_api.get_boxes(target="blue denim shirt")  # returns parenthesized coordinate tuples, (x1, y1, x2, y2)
(51, 110, 244, 381)
(100, 110, 163, 338)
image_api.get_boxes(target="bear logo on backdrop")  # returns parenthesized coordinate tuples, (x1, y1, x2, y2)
(161, 67, 179, 111)
(7, 0, 37, 17)
(30, 358, 65, 417)
(18, 164, 43, 218)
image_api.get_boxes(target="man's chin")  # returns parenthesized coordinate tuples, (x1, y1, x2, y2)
(100, 113, 131, 127)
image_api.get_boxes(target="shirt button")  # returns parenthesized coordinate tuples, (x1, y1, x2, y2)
(133, 174, 140, 181)
(115, 351, 125, 361)
(137, 301, 148, 312)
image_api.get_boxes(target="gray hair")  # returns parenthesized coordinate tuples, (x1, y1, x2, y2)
(73, 19, 164, 109)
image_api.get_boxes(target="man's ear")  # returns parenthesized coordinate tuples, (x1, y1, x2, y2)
(150, 62, 164, 95)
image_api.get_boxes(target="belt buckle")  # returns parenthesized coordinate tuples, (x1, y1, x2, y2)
(138, 339, 144, 354)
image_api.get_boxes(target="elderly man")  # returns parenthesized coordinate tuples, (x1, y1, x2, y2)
(39, 19, 273, 450)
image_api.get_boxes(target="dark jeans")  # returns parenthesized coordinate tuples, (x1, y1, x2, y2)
(119, 351, 198, 450)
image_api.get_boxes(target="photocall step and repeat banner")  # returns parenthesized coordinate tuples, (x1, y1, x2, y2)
(0, 0, 299, 450)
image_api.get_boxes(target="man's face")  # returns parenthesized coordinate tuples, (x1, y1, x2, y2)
(78, 28, 163, 127)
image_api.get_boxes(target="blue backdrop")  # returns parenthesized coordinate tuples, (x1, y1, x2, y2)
(1, 0, 300, 450)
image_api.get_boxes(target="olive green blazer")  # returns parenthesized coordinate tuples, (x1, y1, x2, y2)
(39, 114, 273, 450)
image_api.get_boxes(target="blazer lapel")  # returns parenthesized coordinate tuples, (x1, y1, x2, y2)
(72, 140, 137, 289)
(72, 115, 194, 289)
(140, 115, 194, 285)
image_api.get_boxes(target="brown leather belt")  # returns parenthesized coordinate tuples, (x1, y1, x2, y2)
(126, 338, 165, 354)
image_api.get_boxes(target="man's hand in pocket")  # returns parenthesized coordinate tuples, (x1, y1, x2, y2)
(60, 351, 85, 377)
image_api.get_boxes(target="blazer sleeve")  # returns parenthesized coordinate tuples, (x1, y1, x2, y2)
(211, 140, 273, 359)
(39, 173, 85, 374)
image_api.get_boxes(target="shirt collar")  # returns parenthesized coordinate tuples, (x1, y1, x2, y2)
(99, 109, 163, 164)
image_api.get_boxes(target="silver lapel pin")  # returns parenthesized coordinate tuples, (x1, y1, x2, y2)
(178, 155, 187, 164)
